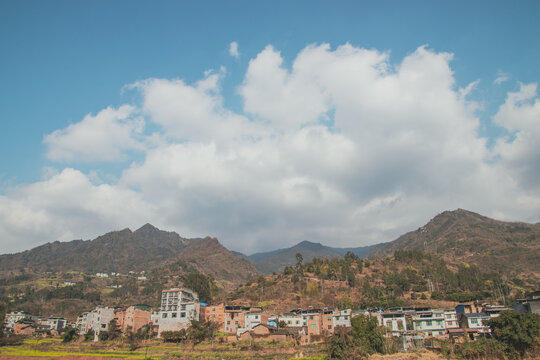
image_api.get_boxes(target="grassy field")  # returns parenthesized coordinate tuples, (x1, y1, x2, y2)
(0, 337, 326, 359)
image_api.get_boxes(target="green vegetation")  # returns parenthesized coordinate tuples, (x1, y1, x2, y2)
(326, 315, 385, 359)
(182, 273, 218, 303)
(61, 326, 79, 343)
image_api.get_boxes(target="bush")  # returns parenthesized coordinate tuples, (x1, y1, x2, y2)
(62, 326, 79, 343)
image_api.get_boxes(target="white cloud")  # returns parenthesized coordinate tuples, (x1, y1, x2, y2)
(44, 105, 145, 162)
(0, 168, 156, 253)
(132, 72, 266, 143)
(494, 70, 510, 85)
(493, 83, 540, 192)
(229, 41, 239, 59)
(2, 43, 540, 254)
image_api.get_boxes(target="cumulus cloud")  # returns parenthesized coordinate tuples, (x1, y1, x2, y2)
(0, 168, 156, 252)
(2, 43, 540, 254)
(493, 83, 540, 192)
(44, 105, 145, 162)
(229, 41, 239, 58)
(132, 71, 266, 143)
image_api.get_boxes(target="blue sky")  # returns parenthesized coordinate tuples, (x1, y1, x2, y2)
(1, 1, 539, 254)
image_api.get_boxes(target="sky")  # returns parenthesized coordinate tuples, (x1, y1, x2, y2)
(1, 1, 539, 255)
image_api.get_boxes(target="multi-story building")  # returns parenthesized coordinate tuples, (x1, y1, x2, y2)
(412, 310, 446, 338)
(461, 312, 491, 335)
(333, 309, 352, 329)
(200, 304, 225, 326)
(41, 317, 67, 332)
(224, 305, 247, 334)
(77, 306, 115, 335)
(443, 309, 459, 330)
(157, 288, 200, 336)
(379, 311, 407, 337)
(115, 305, 152, 333)
(278, 312, 303, 327)
(4, 311, 37, 331)
(244, 307, 267, 331)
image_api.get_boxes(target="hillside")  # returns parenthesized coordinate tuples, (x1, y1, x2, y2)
(0, 224, 191, 273)
(165, 237, 260, 288)
(249, 240, 374, 274)
(369, 209, 540, 280)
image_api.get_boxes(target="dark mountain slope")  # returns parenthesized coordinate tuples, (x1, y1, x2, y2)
(0, 224, 190, 273)
(173, 237, 260, 287)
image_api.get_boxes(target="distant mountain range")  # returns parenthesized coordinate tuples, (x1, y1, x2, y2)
(1, 209, 539, 283)
(0, 224, 259, 286)
(247, 241, 374, 274)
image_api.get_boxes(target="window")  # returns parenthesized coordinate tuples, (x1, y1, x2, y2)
(426, 320, 432, 326)
(295, 320, 300, 325)
(180, 312, 186, 318)
(336, 316, 340, 320)
(172, 313, 177, 318)
(311, 324, 316, 329)
(327, 317, 331, 321)
(328, 325, 332, 329)
(227, 321, 230, 325)
(162, 313, 167, 318)
(101, 324, 106, 328)
(309, 316, 314, 320)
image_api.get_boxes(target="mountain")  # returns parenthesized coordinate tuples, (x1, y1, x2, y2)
(0, 223, 191, 273)
(369, 209, 540, 279)
(249, 240, 375, 274)
(172, 237, 260, 286)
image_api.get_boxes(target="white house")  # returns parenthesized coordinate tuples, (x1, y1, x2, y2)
(157, 288, 200, 336)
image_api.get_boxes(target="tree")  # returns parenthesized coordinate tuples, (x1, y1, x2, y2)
(488, 311, 540, 357)
(296, 253, 303, 268)
(182, 273, 217, 303)
(84, 329, 95, 342)
(187, 319, 220, 348)
(327, 327, 357, 359)
(351, 315, 385, 355)
(62, 326, 79, 343)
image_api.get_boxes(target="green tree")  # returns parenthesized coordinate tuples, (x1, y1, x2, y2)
(327, 327, 357, 359)
(83, 329, 95, 342)
(488, 311, 540, 357)
(351, 315, 385, 355)
(187, 319, 220, 349)
(182, 273, 217, 303)
(296, 253, 303, 268)
(62, 326, 79, 343)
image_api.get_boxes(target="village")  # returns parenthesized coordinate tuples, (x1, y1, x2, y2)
(4, 285, 540, 350)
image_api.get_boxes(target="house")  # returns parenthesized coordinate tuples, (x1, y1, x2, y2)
(379, 311, 407, 337)
(77, 306, 115, 335)
(13, 322, 36, 336)
(200, 303, 225, 326)
(115, 305, 152, 333)
(238, 323, 296, 343)
(278, 312, 303, 327)
(333, 309, 352, 329)
(412, 310, 446, 338)
(223, 305, 248, 334)
(443, 309, 459, 330)
(157, 288, 200, 336)
(42, 317, 67, 332)
(460, 312, 491, 336)
(483, 305, 509, 318)
(4, 311, 37, 332)
(244, 307, 267, 331)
